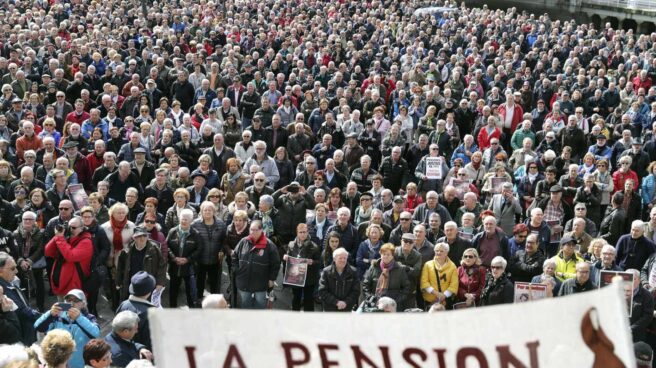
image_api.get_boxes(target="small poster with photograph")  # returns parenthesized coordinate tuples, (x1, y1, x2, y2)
(425, 157, 443, 180)
(449, 178, 470, 200)
(514, 282, 548, 303)
(599, 270, 634, 316)
(283, 257, 309, 287)
(490, 177, 508, 194)
(546, 220, 562, 242)
(68, 184, 88, 210)
(458, 230, 474, 241)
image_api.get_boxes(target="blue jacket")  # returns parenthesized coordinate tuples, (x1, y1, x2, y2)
(523, 220, 552, 253)
(589, 261, 622, 287)
(588, 144, 612, 162)
(81, 119, 109, 140)
(451, 143, 478, 166)
(105, 331, 146, 368)
(356, 239, 383, 280)
(35, 311, 100, 368)
(641, 174, 656, 206)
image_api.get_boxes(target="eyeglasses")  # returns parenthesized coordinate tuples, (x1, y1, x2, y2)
(402, 239, 414, 243)
(576, 207, 586, 211)
(430, 148, 438, 151)
(58, 207, 72, 211)
(254, 179, 265, 182)
(400, 218, 411, 221)
(490, 265, 503, 270)
(457, 173, 467, 176)
(490, 142, 498, 145)
(145, 220, 156, 224)
(463, 255, 475, 259)
(314, 177, 324, 181)
(306, 162, 315, 165)
(621, 162, 630, 166)
(208, 195, 220, 198)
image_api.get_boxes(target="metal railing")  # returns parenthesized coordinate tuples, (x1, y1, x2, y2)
(582, 0, 656, 11)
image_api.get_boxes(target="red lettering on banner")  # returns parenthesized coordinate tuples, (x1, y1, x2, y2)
(350, 345, 392, 368)
(184, 346, 197, 368)
(223, 344, 247, 368)
(282, 342, 311, 367)
(497, 341, 540, 368)
(434, 349, 448, 368)
(402, 347, 427, 368)
(456, 347, 490, 368)
(318, 344, 340, 368)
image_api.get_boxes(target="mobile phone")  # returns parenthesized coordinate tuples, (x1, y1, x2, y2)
(59, 303, 72, 312)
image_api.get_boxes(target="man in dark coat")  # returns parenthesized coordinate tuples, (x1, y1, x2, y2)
(507, 234, 546, 283)
(318, 248, 360, 312)
(627, 269, 655, 342)
(105, 310, 153, 367)
(616, 221, 656, 271)
(116, 271, 157, 350)
(0, 252, 40, 345)
(600, 192, 627, 246)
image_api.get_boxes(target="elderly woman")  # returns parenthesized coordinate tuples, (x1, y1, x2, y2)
(100, 203, 136, 308)
(141, 212, 168, 262)
(355, 224, 385, 280)
(253, 194, 278, 241)
(192, 154, 220, 189)
(192, 201, 227, 301)
(420, 242, 458, 309)
(531, 258, 562, 296)
(220, 157, 247, 205)
(223, 209, 250, 302)
(226, 191, 256, 223)
(24, 187, 57, 229)
(456, 248, 487, 306)
(284, 223, 321, 311)
(480, 256, 514, 306)
(35, 290, 100, 368)
(40, 329, 76, 368)
(463, 150, 486, 190)
(206, 188, 229, 220)
(167, 208, 200, 308)
(165, 188, 197, 230)
(593, 159, 614, 216)
(362, 243, 411, 311)
(318, 247, 360, 312)
(584, 238, 606, 263)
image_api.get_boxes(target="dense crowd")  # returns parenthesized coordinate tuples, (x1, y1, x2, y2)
(1, 0, 656, 366)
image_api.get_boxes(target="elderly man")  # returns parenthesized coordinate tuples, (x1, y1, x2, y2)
(201, 294, 229, 309)
(325, 207, 360, 263)
(472, 216, 510, 267)
(537, 185, 573, 256)
(105, 310, 153, 367)
(91, 151, 118, 190)
(105, 161, 142, 203)
(564, 202, 598, 237)
(488, 182, 522, 235)
(600, 191, 627, 246)
(389, 211, 416, 246)
(454, 192, 482, 228)
(243, 140, 280, 187)
(350, 155, 378, 193)
(203, 133, 236, 179)
(563, 217, 594, 256)
(357, 209, 392, 243)
(558, 262, 594, 296)
(232, 220, 280, 309)
(7, 166, 45, 201)
(589, 244, 622, 286)
(245, 171, 275, 207)
(437, 221, 471, 265)
(616, 220, 656, 271)
(0, 252, 40, 345)
(287, 122, 312, 164)
(508, 234, 546, 283)
(378, 146, 409, 194)
(116, 227, 167, 302)
(439, 185, 462, 220)
(318, 247, 360, 312)
(312, 134, 337, 170)
(413, 190, 452, 226)
(394, 233, 422, 308)
(16, 121, 42, 163)
(524, 208, 551, 253)
(273, 181, 315, 247)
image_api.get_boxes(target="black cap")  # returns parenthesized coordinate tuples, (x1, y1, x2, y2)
(560, 235, 576, 246)
(596, 134, 607, 140)
(550, 185, 563, 193)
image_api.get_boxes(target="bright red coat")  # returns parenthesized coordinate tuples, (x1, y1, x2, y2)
(45, 232, 93, 296)
(498, 103, 524, 132)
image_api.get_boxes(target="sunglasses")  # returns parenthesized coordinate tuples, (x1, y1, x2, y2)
(402, 239, 414, 243)
(145, 220, 157, 224)
(400, 218, 411, 221)
(208, 195, 220, 198)
(58, 207, 72, 211)
(463, 255, 475, 259)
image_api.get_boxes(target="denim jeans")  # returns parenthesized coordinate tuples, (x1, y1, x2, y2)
(238, 290, 267, 309)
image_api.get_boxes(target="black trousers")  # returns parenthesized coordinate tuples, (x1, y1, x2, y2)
(170, 273, 197, 308)
(196, 264, 220, 300)
(291, 284, 315, 311)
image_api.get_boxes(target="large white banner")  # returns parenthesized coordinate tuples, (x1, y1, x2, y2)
(149, 284, 635, 368)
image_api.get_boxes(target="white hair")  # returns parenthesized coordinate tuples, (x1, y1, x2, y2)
(112, 310, 139, 333)
(491, 256, 507, 269)
(202, 294, 228, 309)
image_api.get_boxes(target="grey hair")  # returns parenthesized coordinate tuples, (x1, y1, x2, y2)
(434, 242, 450, 253)
(333, 247, 349, 258)
(0, 251, 13, 268)
(491, 256, 507, 269)
(202, 294, 228, 309)
(601, 244, 616, 255)
(22, 211, 36, 220)
(377, 296, 396, 311)
(260, 195, 274, 207)
(112, 310, 139, 333)
(542, 258, 557, 270)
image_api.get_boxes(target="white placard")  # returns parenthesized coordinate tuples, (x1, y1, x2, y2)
(425, 157, 442, 179)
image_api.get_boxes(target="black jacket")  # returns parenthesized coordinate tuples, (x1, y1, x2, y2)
(508, 250, 546, 283)
(0, 278, 39, 345)
(362, 260, 411, 311)
(191, 217, 227, 265)
(273, 190, 315, 238)
(630, 286, 655, 342)
(166, 226, 201, 277)
(480, 273, 514, 306)
(437, 236, 471, 266)
(599, 207, 626, 246)
(232, 235, 281, 292)
(318, 263, 360, 312)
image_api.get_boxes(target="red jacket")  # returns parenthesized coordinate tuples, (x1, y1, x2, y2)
(477, 126, 502, 151)
(498, 103, 524, 132)
(45, 232, 93, 296)
(632, 76, 652, 93)
(457, 265, 487, 304)
(612, 169, 639, 194)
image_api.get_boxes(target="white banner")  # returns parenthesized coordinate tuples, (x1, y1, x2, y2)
(149, 284, 635, 368)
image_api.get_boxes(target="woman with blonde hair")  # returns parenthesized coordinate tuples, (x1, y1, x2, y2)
(100, 202, 135, 309)
(421, 242, 458, 308)
(165, 188, 197, 230)
(362, 243, 411, 311)
(220, 157, 246, 205)
(456, 248, 487, 306)
(206, 188, 229, 220)
(41, 329, 75, 368)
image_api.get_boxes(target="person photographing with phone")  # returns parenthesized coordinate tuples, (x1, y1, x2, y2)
(34, 289, 100, 368)
(44, 216, 94, 300)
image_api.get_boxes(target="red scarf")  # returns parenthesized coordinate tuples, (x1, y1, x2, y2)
(248, 234, 268, 250)
(110, 217, 127, 251)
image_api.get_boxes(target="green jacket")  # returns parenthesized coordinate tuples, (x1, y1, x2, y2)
(510, 129, 536, 151)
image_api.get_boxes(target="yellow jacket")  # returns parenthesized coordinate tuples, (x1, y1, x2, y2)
(420, 258, 459, 304)
(552, 252, 584, 282)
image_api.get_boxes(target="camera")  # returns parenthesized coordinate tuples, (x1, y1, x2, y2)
(55, 221, 68, 233)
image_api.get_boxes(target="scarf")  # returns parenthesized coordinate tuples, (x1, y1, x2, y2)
(528, 171, 539, 184)
(228, 170, 242, 186)
(375, 260, 395, 296)
(22, 227, 32, 259)
(247, 233, 268, 250)
(110, 217, 128, 251)
(261, 210, 274, 237)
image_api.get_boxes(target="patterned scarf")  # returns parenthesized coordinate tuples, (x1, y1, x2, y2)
(375, 260, 395, 296)
(22, 227, 32, 259)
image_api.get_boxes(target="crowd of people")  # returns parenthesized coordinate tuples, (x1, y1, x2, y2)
(0, 0, 656, 365)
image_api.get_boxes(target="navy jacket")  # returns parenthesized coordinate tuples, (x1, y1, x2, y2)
(105, 331, 146, 367)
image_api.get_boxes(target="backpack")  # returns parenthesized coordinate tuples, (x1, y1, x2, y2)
(74, 230, 108, 293)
